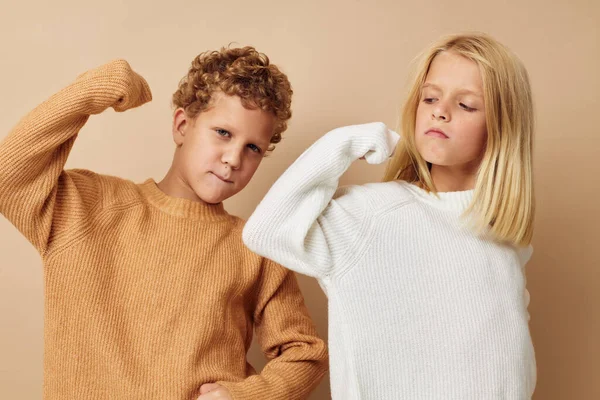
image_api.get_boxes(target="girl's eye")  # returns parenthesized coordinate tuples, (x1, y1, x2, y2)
(459, 103, 476, 112)
(247, 144, 262, 154)
(423, 98, 435, 104)
(216, 129, 231, 137)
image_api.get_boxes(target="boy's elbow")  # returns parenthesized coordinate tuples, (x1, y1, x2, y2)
(306, 340, 330, 384)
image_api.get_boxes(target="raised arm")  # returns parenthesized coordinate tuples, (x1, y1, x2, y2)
(243, 122, 398, 279)
(0, 59, 151, 254)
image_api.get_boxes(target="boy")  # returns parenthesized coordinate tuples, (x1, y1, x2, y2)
(0, 47, 327, 399)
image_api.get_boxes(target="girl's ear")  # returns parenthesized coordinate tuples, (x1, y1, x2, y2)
(172, 108, 190, 146)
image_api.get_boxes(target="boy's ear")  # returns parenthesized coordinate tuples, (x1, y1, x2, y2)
(172, 108, 190, 146)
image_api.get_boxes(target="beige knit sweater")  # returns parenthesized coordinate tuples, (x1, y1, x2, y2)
(0, 59, 327, 399)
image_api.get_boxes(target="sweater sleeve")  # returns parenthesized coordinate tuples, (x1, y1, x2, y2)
(242, 122, 399, 279)
(217, 258, 328, 400)
(0, 60, 152, 254)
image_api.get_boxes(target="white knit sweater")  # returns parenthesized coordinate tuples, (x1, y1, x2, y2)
(243, 123, 536, 399)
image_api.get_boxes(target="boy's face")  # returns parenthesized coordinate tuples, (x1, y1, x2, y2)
(166, 93, 275, 204)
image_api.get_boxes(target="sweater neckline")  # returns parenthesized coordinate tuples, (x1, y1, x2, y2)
(398, 181, 474, 213)
(138, 179, 230, 221)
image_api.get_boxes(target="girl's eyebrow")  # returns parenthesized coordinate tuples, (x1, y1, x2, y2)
(422, 82, 483, 98)
(421, 83, 441, 91)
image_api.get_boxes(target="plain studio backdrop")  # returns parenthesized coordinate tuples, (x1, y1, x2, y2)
(0, 1, 598, 398)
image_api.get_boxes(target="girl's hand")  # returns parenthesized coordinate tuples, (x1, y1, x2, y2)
(358, 128, 399, 161)
(196, 383, 233, 400)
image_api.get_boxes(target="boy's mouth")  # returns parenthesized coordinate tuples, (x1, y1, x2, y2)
(210, 171, 234, 184)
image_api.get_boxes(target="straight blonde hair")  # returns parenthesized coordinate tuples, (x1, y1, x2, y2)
(383, 33, 535, 246)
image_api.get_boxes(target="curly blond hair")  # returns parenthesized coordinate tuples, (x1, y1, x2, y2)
(173, 46, 292, 149)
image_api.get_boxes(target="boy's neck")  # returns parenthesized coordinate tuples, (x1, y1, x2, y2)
(139, 179, 229, 221)
(157, 169, 206, 204)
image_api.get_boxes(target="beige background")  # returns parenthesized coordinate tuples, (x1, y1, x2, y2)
(0, 0, 598, 399)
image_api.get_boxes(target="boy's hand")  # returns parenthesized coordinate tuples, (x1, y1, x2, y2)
(76, 59, 152, 114)
(196, 383, 233, 400)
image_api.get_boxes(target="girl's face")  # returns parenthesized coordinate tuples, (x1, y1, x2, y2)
(415, 51, 488, 183)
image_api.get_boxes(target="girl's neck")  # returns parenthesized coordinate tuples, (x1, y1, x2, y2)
(430, 164, 476, 192)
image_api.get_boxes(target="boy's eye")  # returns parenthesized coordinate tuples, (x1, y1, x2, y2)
(247, 144, 262, 154)
(216, 129, 230, 137)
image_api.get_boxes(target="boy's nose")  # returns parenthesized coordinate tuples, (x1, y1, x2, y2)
(222, 148, 242, 170)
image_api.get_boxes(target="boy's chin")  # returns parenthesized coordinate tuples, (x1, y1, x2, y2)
(198, 195, 226, 205)
(196, 190, 238, 205)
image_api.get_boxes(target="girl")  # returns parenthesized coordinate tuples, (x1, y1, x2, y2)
(243, 33, 536, 399)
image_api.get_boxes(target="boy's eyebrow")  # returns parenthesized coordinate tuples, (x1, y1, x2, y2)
(422, 82, 483, 98)
(212, 121, 236, 132)
(212, 122, 271, 147)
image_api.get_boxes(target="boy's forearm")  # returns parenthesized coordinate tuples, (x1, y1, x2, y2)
(216, 265, 327, 399)
(217, 345, 328, 400)
(0, 59, 151, 252)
